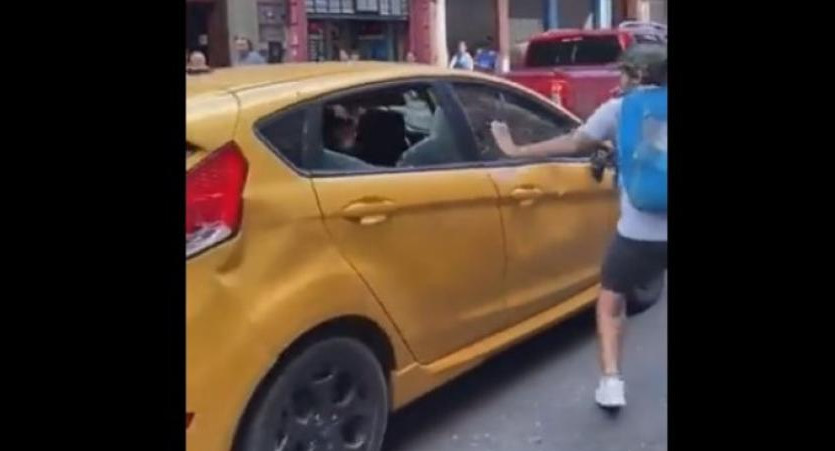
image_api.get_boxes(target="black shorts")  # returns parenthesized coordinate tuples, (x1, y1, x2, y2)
(601, 233, 667, 294)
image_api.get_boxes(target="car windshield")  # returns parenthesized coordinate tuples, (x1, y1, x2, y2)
(526, 35, 622, 67)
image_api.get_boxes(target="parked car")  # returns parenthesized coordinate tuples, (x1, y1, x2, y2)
(187, 62, 658, 451)
(618, 20, 667, 41)
(504, 27, 665, 119)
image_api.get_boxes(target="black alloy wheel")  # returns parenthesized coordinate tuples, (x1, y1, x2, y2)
(236, 337, 389, 451)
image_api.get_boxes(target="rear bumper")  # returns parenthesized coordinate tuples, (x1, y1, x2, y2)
(187, 312, 276, 451)
(186, 261, 278, 451)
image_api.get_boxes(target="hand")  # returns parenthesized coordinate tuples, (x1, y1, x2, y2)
(600, 141, 614, 152)
(490, 121, 521, 157)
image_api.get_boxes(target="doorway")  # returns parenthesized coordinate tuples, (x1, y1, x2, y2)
(186, 2, 211, 59)
(186, 0, 230, 67)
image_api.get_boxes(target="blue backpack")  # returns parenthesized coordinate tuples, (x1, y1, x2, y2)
(616, 87, 667, 213)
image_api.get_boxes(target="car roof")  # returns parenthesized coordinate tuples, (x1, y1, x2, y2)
(186, 62, 455, 98)
(186, 61, 582, 150)
(618, 21, 667, 31)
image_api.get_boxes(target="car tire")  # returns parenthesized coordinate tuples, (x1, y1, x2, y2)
(235, 337, 389, 451)
(625, 271, 666, 317)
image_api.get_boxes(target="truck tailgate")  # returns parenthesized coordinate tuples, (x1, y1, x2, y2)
(559, 67, 621, 119)
(505, 66, 620, 120)
(505, 70, 557, 101)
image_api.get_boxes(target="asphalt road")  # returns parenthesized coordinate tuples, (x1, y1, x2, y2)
(383, 287, 667, 451)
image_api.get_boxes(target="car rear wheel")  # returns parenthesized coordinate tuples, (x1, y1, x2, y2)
(626, 271, 666, 317)
(235, 337, 389, 451)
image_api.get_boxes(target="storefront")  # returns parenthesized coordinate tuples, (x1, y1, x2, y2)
(305, 1, 410, 62)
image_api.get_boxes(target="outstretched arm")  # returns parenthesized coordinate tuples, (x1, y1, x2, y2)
(490, 121, 604, 158)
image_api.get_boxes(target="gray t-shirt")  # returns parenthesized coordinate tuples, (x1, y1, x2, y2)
(238, 51, 266, 66)
(449, 52, 474, 70)
(578, 97, 667, 242)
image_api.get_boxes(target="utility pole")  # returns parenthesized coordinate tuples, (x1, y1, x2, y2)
(496, 0, 509, 73)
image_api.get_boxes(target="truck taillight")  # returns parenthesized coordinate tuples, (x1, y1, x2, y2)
(549, 79, 567, 105)
(618, 33, 632, 50)
(186, 142, 248, 258)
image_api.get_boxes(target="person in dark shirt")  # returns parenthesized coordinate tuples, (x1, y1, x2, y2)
(474, 36, 498, 73)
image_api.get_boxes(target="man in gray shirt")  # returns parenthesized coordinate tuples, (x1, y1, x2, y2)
(234, 37, 266, 66)
(449, 41, 475, 70)
(491, 44, 667, 409)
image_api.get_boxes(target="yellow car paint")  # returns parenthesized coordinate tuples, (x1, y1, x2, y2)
(187, 62, 617, 451)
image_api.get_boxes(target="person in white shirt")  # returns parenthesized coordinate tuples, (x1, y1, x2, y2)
(449, 41, 474, 70)
(491, 44, 667, 410)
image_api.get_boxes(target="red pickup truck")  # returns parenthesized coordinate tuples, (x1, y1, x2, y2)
(505, 27, 665, 120)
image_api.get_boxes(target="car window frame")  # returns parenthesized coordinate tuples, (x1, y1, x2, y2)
(256, 77, 496, 179)
(254, 76, 594, 179)
(442, 78, 591, 169)
(308, 78, 491, 178)
(253, 103, 318, 178)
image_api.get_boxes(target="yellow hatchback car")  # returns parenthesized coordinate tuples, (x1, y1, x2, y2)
(187, 62, 625, 451)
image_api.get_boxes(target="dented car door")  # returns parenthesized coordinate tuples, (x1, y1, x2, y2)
(450, 81, 618, 323)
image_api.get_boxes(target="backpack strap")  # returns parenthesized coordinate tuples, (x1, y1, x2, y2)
(617, 87, 667, 180)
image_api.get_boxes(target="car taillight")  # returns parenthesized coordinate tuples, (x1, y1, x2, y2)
(186, 142, 248, 258)
(549, 79, 568, 105)
(618, 34, 629, 50)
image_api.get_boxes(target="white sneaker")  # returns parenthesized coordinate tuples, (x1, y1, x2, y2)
(595, 375, 626, 408)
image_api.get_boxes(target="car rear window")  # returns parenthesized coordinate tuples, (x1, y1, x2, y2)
(257, 109, 308, 168)
(526, 35, 622, 67)
(633, 33, 665, 44)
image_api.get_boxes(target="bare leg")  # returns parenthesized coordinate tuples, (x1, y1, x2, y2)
(596, 288, 626, 376)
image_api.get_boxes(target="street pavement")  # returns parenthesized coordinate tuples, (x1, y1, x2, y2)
(383, 287, 667, 451)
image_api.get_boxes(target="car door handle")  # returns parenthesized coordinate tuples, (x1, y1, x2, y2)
(510, 187, 544, 207)
(341, 200, 397, 225)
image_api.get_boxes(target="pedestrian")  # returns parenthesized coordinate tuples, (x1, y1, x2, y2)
(234, 36, 266, 66)
(489, 44, 667, 409)
(449, 41, 474, 70)
(405, 50, 417, 63)
(474, 36, 498, 73)
(323, 105, 360, 156)
(186, 51, 211, 74)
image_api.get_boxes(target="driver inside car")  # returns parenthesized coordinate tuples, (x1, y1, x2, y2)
(318, 105, 373, 171)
